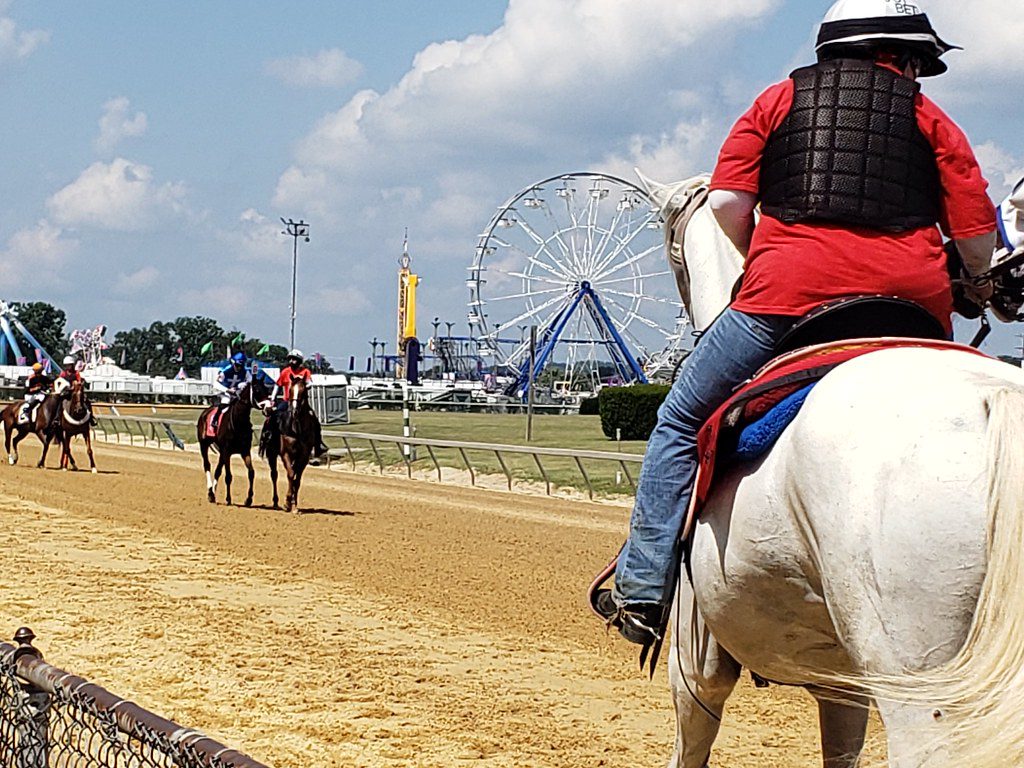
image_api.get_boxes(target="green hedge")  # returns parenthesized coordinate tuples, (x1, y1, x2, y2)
(578, 396, 600, 416)
(598, 384, 671, 440)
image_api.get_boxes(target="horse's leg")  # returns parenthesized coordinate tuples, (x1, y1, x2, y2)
(291, 460, 306, 514)
(809, 689, 869, 768)
(242, 452, 254, 507)
(64, 432, 78, 471)
(38, 431, 52, 469)
(212, 451, 228, 505)
(10, 429, 25, 466)
(668, 585, 741, 768)
(223, 455, 233, 506)
(269, 452, 280, 510)
(3, 419, 14, 465)
(282, 451, 295, 513)
(200, 442, 216, 502)
(85, 429, 97, 473)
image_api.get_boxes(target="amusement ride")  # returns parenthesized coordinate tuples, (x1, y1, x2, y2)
(467, 172, 688, 397)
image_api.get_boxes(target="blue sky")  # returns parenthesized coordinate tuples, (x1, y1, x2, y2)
(1, 0, 1022, 362)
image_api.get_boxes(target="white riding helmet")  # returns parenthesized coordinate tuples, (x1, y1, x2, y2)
(287, 348, 304, 361)
(62, 355, 76, 365)
(816, 0, 959, 76)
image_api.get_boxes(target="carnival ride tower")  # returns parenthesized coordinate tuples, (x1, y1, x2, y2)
(0, 300, 58, 368)
(396, 232, 421, 382)
(468, 172, 689, 399)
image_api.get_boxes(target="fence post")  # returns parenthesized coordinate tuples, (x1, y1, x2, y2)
(10, 628, 48, 768)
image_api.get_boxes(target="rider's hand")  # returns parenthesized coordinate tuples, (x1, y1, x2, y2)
(963, 274, 995, 307)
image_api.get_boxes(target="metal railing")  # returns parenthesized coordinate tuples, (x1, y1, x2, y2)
(0, 627, 268, 768)
(92, 414, 642, 500)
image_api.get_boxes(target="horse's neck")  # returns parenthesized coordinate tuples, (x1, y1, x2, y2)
(681, 204, 744, 330)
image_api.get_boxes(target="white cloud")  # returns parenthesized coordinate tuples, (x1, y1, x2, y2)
(265, 48, 363, 88)
(94, 97, 148, 154)
(0, 8, 48, 62)
(274, 0, 779, 216)
(114, 265, 159, 294)
(974, 142, 1024, 201)
(601, 118, 716, 182)
(221, 208, 288, 263)
(47, 158, 185, 231)
(0, 220, 78, 289)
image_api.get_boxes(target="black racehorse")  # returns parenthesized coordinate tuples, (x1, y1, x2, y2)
(197, 375, 270, 506)
(261, 376, 319, 513)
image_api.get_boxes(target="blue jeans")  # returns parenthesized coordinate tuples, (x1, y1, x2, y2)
(613, 308, 796, 606)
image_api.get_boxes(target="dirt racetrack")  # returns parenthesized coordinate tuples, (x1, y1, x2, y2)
(0, 440, 879, 767)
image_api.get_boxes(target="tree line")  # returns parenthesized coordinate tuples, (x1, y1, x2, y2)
(8, 301, 335, 378)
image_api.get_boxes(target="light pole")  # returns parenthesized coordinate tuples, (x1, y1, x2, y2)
(370, 337, 379, 375)
(281, 217, 310, 350)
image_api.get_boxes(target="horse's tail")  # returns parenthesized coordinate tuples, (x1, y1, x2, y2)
(852, 385, 1024, 764)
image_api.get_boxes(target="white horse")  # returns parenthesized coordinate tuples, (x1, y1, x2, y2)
(637, 170, 1024, 767)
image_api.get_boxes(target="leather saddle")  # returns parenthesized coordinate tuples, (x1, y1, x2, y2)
(774, 295, 946, 354)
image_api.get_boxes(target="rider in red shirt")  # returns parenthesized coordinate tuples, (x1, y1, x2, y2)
(264, 349, 329, 459)
(596, 0, 998, 652)
(712, 57, 995, 334)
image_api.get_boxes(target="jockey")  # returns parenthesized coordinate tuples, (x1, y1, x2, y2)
(53, 355, 82, 395)
(50, 354, 96, 432)
(263, 349, 329, 459)
(595, 0, 997, 649)
(21, 363, 52, 422)
(211, 351, 253, 430)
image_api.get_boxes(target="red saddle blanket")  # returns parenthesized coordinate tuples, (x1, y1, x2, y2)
(204, 409, 220, 438)
(684, 337, 988, 538)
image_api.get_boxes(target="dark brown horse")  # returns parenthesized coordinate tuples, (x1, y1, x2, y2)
(2, 393, 61, 467)
(197, 376, 270, 506)
(54, 379, 96, 472)
(261, 376, 318, 513)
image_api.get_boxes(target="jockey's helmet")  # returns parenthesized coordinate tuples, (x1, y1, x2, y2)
(816, 0, 958, 76)
(62, 355, 75, 366)
(31, 363, 43, 372)
(231, 351, 247, 367)
(287, 348, 304, 364)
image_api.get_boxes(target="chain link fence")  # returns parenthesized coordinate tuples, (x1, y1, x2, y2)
(0, 628, 269, 768)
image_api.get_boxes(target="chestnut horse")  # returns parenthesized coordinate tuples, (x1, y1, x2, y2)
(54, 379, 96, 472)
(261, 376, 318, 513)
(2, 393, 61, 467)
(197, 376, 270, 506)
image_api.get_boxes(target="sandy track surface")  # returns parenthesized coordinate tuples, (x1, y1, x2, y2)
(0, 441, 851, 766)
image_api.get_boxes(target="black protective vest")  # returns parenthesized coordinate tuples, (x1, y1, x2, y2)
(759, 60, 941, 232)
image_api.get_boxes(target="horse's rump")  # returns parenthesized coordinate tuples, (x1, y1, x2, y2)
(690, 348, 1024, 689)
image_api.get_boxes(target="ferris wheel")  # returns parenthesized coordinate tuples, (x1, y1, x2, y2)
(467, 172, 689, 396)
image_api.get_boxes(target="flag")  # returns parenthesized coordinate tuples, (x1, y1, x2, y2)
(200, 341, 214, 355)
(231, 332, 244, 346)
(119, 348, 126, 366)
(257, 343, 271, 356)
(176, 346, 184, 362)
(16, 356, 25, 366)
(175, 367, 187, 380)
(34, 348, 42, 363)
(314, 352, 322, 367)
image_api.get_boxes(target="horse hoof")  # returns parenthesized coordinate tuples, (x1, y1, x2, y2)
(91, 468, 97, 474)
(7, 456, 14, 466)
(207, 492, 216, 504)
(244, 498, 252, 508)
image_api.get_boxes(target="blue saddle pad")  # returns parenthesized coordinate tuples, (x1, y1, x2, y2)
(734, 383, 816, 462)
